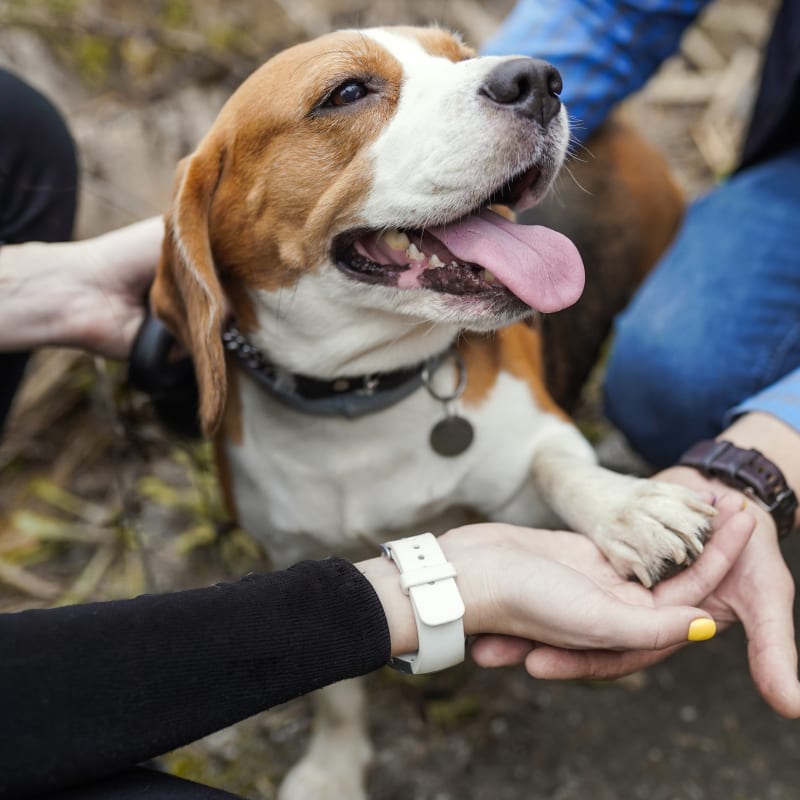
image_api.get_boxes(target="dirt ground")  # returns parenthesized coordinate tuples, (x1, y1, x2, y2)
(1, 1, 797, 798)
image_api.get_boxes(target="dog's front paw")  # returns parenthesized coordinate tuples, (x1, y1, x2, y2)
(592, 478, 716, 587)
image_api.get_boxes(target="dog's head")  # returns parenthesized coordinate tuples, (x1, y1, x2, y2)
(152, 26, 584, 436)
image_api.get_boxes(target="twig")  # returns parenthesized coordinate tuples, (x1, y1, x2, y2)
(0, 559, 61, 601)
(56, 542, 117, 605)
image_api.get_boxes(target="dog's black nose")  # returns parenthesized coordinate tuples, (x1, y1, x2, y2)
(481, 58, 563, 128)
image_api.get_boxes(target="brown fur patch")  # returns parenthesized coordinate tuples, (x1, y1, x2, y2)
(220, 362, 243, 445)
(603, 121, 684, 281)
(459, 323, 566, 419)
(205, 30, 405, 295)
(213, 439, 239, 522)
(397, 26, 476, 61)
(214, 365, 243, 519)
(152, 29, 417, 435)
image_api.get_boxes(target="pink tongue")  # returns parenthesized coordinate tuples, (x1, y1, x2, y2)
(430, 209, 585, 312)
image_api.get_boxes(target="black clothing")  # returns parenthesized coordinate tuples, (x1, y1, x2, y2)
(46, 769, 243, 800)
(740, 0, 800, 169)
(1, 558, 391, 799)
(0, 68, 78, 430)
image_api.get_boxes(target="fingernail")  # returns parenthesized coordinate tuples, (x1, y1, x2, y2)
(688, 618, 716, 642)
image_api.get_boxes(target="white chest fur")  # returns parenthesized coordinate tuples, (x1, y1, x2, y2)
(226, 364, 570, 566)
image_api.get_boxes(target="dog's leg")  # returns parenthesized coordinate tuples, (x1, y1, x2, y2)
(529, 422, 715, 586)
(278, 678, 371, 800)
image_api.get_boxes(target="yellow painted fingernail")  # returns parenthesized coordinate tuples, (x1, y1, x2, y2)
(688, 618, 716, 642)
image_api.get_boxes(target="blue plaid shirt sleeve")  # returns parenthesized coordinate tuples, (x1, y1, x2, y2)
(481, 0, 711, 143)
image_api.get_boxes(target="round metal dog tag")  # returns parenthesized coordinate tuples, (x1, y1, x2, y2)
(430, 415, 474, 457)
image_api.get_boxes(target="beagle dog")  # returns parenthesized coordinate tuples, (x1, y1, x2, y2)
(151, 26, 713, 799)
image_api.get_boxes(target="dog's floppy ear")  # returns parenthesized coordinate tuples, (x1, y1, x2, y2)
(151, 141, 228, 438)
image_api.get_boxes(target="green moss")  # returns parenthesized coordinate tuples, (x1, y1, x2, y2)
(205, 23, 246, 53)
(71, 34, 114, 86)
(159, 0, 193, 28)
(162, 745, 265, 798)
(42, 0, 79, 14)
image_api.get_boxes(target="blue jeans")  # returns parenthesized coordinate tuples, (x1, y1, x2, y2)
(603, 145, 800, 468)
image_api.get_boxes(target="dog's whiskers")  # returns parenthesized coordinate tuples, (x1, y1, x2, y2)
(562, 162, 592, 196)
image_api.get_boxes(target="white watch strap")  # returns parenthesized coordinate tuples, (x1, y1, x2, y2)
(381, 532, 465, 674)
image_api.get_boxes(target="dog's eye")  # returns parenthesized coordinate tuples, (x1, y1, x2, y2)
(327, 81, 368, 107)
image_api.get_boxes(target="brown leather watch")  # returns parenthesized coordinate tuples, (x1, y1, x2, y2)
(678, 439, 798, 538)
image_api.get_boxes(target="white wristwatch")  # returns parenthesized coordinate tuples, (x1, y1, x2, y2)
(381, 532, 465, 674)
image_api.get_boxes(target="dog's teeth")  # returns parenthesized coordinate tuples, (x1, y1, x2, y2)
(483, 269, 497, 284)
(429, 254, 444, 268)
(382, 229, 410, 251)
(488, 203, 515, 221)
(406, 243, 425, 262)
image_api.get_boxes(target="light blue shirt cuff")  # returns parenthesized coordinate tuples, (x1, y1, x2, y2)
(726, 369, 800, 435)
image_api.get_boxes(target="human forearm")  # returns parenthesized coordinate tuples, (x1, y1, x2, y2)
(725, 372, 800, 507)
(0, 217, 162, 359)
(723, 411, 800, 527)
(360, 523, 724, 661)
(661, 411, 800, 532)
(0, 559, 388, 798)
(0, 240, 82, 352)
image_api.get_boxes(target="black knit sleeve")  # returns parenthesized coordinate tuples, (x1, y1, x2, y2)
(0, 558, 391, 798)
